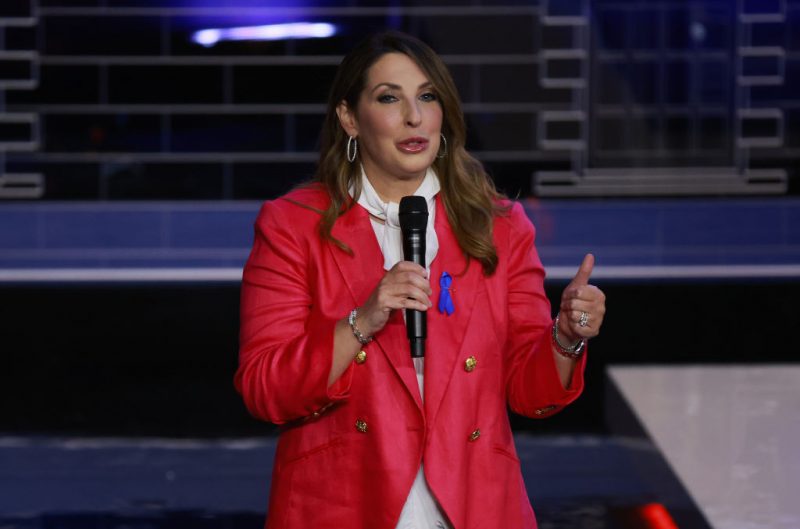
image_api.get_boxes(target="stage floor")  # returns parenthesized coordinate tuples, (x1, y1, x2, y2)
(0, 435, 700, 529)
(609, 365, 800, 529)
(1, 364, 795, 528)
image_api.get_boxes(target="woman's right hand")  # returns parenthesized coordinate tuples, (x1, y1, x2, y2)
(356, 261, 432, 338)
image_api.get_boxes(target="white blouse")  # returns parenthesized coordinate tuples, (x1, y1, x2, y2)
(354, 167, 452, 529)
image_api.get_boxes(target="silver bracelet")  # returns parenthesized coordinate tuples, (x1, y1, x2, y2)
(552, 314, 585, 359)
(348, 308, 373, 345)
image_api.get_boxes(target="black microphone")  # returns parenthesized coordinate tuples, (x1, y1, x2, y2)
(399, 195, 428, 358)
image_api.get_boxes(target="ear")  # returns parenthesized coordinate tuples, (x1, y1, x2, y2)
(336, 101, 359, 138)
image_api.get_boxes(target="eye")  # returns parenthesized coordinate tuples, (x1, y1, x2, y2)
(377, 94, 398, 103)
(419, 92, 438, 102)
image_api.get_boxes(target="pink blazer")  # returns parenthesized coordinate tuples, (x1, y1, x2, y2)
(235, 186, 586, 529)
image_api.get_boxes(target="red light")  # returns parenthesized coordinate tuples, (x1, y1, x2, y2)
(636, 503, 679, 529)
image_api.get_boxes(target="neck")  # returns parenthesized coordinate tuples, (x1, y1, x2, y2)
(365, 169, 426, 204)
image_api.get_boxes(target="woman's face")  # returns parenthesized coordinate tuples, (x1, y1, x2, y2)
(338, 52, 443, 195)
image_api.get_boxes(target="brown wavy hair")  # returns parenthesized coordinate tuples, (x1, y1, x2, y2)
(313, 30, 508, 275)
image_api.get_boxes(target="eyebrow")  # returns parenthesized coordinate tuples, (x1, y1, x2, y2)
(370, 81, 433, 94)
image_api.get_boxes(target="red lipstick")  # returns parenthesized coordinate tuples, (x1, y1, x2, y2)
(396, 136, 429, 154)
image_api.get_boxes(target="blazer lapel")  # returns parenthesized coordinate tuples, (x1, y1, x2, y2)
(425, 197, 483, 425)
(329, 204, 423, 412)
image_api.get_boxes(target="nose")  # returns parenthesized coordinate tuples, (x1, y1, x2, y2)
(405, 99, 422, 127)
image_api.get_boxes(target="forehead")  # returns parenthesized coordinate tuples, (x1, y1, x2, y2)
(365, 52, 430, 87)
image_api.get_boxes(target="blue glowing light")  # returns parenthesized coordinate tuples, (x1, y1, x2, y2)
(192, 22, 336, 47)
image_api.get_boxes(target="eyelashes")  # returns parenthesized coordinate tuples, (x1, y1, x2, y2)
(376, 92, 439, 104)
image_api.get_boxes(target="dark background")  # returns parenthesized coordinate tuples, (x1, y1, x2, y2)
(2, 0, 799, 200)
(2, 279, 794, 436)
(1, 0, 799, 439)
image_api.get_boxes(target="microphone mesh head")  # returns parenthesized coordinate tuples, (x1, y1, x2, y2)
(399, 196, 428, 230)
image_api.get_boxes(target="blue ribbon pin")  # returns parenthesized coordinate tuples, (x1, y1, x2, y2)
(438, 271, 455, 316)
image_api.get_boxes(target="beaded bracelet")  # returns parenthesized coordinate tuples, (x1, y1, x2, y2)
(551, 314, 586, 360)
(348, 308, 373, 345)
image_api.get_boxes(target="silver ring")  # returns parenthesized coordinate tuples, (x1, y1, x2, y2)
(578, 311, 589, 327)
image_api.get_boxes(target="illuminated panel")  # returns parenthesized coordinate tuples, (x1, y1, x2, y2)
(192, 22, 336, 47)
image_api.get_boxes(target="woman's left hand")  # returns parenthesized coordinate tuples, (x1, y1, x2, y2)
(558, 253, 606, 342)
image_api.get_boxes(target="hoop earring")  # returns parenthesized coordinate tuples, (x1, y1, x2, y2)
(436, 133, 448, 159)
(346, 136, 358, 163)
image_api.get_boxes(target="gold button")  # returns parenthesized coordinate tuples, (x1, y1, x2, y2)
(355, 419, 368, 433)
(355, 350, 367, 364)
(464, 356, 477, 372)
(534, 405, 558, 416)
(469, 429, 481, 442)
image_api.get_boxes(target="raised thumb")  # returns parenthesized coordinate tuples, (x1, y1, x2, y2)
(571, 253, 595, 285)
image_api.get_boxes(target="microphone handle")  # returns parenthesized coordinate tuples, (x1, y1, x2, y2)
(404, 230, 426, 358)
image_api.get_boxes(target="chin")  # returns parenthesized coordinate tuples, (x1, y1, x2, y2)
(400, 158, 436, 177)
(398, 168, 430, 181)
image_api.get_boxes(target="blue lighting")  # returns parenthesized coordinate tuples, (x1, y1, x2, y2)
(192, 22, 336, 47)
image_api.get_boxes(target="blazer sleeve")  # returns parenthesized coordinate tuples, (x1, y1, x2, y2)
(234, 199, 353, 425)
(503, 202, 586, 418)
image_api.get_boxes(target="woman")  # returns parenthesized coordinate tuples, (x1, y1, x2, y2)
(235, 31, 606, 529)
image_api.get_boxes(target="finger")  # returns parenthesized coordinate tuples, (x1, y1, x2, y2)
(562, 313, 603, 333)
(571, 253, 595, 286)
(560, 298, 602, 315)
(565, 309, 588, 326)
(563, 285, 605, 308)
(402, 298, 430, 312)
(401, 271, 433, 295)
(392, 260, 429, 278)
(383, 271, 432, 296)
(557, 312, 591, 342)
(383, 283, 432, 308)
(383, 295, 430, 312)
(561, 286, 605, 308)
(566, 310, 602, 336)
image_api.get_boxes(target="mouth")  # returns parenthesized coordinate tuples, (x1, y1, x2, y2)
(396, 137, 429, 154)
